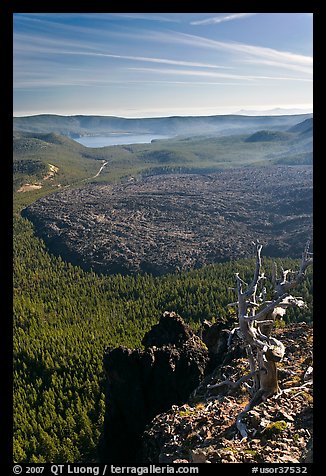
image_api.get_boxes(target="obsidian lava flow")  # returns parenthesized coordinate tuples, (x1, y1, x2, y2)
(22, 167, 312, 276)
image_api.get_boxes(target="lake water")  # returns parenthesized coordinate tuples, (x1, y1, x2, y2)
(74, 133, 172, 148)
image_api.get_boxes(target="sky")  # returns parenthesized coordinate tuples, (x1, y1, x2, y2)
(13, 12, 313, 118)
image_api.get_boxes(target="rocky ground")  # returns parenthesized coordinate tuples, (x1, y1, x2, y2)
(98, 310, 313, 465)
(99, 312, 211, 464)
(22, 166, 312, 276)
(142, 322, 313, 464)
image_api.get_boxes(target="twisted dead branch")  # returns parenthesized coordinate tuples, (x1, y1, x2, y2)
(208, 240, 313, 438)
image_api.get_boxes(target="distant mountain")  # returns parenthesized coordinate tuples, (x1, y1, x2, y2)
(245, 130, 294, 142)
(235, 107, 313, 116)
(13, 131, 85, 157)
(288, 117, 313, 135)
(13, 121, 313, 192)
(13, 113, 313, 138)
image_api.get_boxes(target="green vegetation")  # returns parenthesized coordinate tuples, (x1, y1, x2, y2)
(244, 449, 258, 456)
(244, 130, 294, 142)
(13, 125, 313, 463)
(13, 113, 312, 137)
(13, 132, 102, 191)
(94, 132, 312, 179)
(264, 421, 288, 437)
(13, 128, 312, 195)
(13, 192, 312, 462)
(178, 410, 196, 418)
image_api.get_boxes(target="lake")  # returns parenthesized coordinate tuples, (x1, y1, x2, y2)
(74, 133, 172, 148)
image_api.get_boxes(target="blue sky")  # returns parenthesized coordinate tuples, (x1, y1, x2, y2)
(13, 13, 313, 117)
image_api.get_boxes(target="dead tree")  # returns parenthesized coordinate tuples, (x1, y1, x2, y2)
(260, 240, 313, 337)
(208, 241, 313, 438)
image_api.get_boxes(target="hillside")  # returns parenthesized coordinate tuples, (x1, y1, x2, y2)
(13, 131, 90, 156)
(13, 131, 103, 193)
(288, 117, 313, 135)
(13, 113, 313, 465)
(14, 197, 313, 464)
(243, 120, 312, 166)
(13, 118, 313, 197)
(13, 113, 312, 138)
(96, 309, 313, 464)
(245, 130, 294, 142)
(141, 319, 313, 464)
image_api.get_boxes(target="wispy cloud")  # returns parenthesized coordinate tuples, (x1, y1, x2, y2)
(13, 13, 313, 116)
(14, 31, 233, 72)
(128, 67, 312, 82)
(53, 50, 233, 70)
(15, 17, 312, 76)
(103, 13, 181, 23)
(190, 13, 257, 26)
(15, 12, 181, 24)
(241, 58, 312, 75)
(142, 30, 312, 75)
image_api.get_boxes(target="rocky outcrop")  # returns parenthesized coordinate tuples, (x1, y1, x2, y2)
(99, 312, 210, 463)
(142, 323, 313, 464)
(200, 319, 237, 372)
(98, 310, 313, 464)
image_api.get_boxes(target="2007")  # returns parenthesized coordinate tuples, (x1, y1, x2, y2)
(26, 468, 45, 473)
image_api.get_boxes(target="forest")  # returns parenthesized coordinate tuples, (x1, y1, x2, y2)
(13, 208, 313, 463)
(13, 116, 313, 463)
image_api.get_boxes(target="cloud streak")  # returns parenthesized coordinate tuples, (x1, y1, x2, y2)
(141, 30, 313, 76)
(128, 67, 312, 82)
(56, 51, 233, 70)
(13, 13, 313, 116)
(190, 13, 257, 26)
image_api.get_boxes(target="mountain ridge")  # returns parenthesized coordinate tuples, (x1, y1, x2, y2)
(288, 117, 313, 135)
(13, 113, 313, 138)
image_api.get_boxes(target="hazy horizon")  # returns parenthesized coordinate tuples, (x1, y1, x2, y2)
(13, 13, 312, 118)
(13, 106, 313, 120)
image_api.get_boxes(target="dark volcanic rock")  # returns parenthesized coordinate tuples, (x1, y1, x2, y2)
(142, 323, 313, 464)
(200, 320, 231, 372)
(99, 312, 210, 464)
(142, 311, 193, 348)
(22, 167, 313, 276)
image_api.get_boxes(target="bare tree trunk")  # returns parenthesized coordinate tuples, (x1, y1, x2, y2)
(208, 241, 312, 438)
